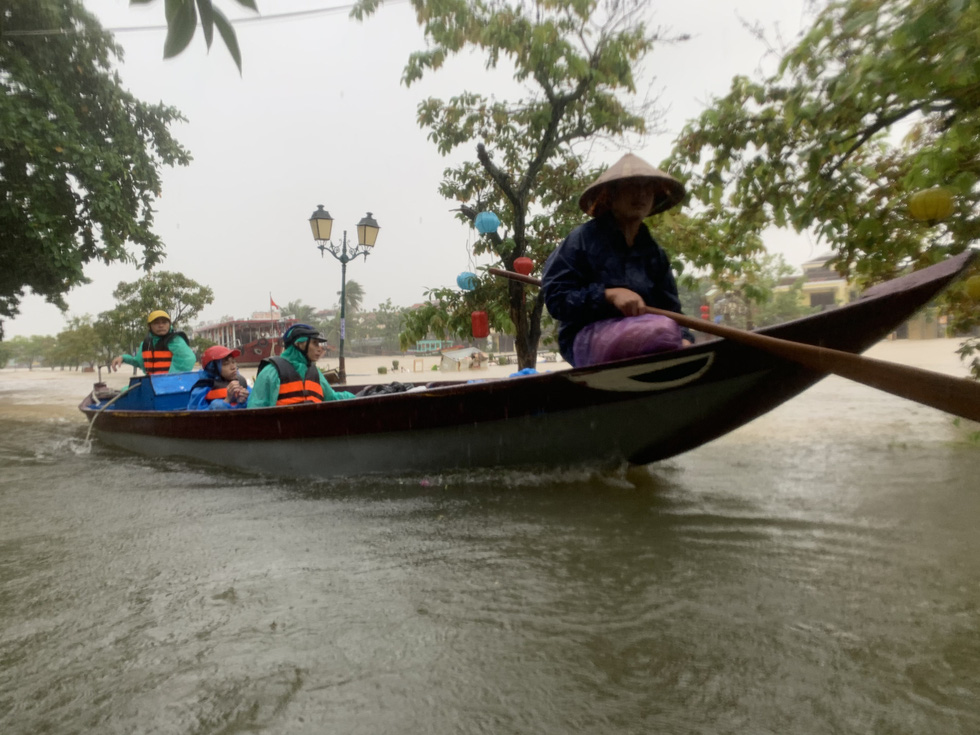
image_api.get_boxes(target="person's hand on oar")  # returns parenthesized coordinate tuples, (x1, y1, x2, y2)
(606, 288, 694, 346)
(489, 263, 980, 424)
(605, 287, 647, 317)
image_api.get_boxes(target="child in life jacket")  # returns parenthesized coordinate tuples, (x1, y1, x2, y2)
(110, 310, 196, 375)
(187, 346, 250, 410)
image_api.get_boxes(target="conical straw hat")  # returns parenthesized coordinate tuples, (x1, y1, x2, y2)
(578, 153, 686, 217)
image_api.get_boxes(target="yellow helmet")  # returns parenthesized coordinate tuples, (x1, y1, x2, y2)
(147, 310, 171, 324)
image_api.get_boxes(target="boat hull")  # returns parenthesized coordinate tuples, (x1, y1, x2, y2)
(236, 337, 284, 366)
(81, 252, 976, 478)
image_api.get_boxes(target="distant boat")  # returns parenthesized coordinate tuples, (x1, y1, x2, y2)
(195, 316, 300, 366)
(81, 252, 978, 479)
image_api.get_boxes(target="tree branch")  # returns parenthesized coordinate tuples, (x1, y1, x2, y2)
(825, 101, 932, 175)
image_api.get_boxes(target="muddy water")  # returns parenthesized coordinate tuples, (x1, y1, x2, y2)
(1, 341, 978, 734)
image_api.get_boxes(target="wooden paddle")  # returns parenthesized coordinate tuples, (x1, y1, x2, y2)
(488, 267, 980, 422)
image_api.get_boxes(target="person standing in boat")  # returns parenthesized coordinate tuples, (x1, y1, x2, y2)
(541, 153, 694, 367)
(247, 324, 356, 408)
(187, 346, 250, 410)
(110, 310, 196, 375)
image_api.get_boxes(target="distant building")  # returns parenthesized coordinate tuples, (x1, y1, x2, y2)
(776, 252, 856, 309)
(194, 315, 299, 365)
(776, 254, 941, 339)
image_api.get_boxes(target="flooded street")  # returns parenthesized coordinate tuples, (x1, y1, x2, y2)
(1, 341, 978, 734)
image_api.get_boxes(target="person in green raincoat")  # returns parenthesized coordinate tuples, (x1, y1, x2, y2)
(110, 310, 196, 375)
(247, 323, 355, 408)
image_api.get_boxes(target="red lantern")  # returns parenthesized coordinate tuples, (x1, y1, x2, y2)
(471, 311, 489, 339)
(700, 305, 710, 320)
(513, 257, 534, 276)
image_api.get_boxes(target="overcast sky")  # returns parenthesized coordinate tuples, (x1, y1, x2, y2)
(7, 0, 818, 338)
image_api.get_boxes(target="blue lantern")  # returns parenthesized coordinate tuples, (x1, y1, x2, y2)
(474, 211, 500, 234)
(457, 271, 478, 291)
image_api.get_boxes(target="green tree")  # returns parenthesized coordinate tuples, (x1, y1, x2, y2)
(353, 0, 672, 369)
(398, 278, 515, 352)
(319, 280, 365, 348)
(666, 0, 980, 370)
(710, 253, 817, 330)
(284, 300, 319, 324)
(38, 335, 60, 369)
(110, 271, 213, 328)
(370, 298, 408, 353)
(341, 280, 364, 316)
(676, 275, 713, 323)
(399, 298, 457, 353)
(0, 0, 191, 340)
(283, 299, 336, 351)
(5, 336, 29, 368)
(12, 334, 57, 370)
(97, 271, 213, 368)
(754, 283, 817, 329)
(51, 315, 100, 370)
(188, 333, 216, 361)
(131, 0, 258, 73)
(92, 311, 131, 369)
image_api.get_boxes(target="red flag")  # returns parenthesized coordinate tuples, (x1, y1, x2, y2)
(270, 294, 280, 310)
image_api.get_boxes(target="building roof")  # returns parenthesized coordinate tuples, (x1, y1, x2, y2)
(802, 252, 836, 267)
(442, 347, 487, 360)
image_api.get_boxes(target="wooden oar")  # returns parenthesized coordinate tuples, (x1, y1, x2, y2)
(488, 267, 980, 422)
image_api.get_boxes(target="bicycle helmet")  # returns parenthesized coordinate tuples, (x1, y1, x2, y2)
(282, 323, 326, 347)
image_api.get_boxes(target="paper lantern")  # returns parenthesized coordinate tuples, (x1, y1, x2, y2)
(474, 211, 500, 234)
(471, 311, 489, 339)
(456, 272, 478, 291)
(908, 187, 954, 223)
(513, 257, 534, 276)
(700, 305, 710, 320)
(965, 275, 980, 301)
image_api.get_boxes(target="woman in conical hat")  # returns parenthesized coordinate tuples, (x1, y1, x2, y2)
(541, 153, 694, 367)
(577, 152, 686, 219)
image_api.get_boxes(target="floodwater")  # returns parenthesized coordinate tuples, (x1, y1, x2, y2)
(1, 342, 978, 734)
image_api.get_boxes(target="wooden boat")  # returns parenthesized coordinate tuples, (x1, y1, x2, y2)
(194, 317, 301, 367)
(80, 252, 977, 479)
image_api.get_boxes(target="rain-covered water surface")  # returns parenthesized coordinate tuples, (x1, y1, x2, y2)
(1, 351, 978, 734)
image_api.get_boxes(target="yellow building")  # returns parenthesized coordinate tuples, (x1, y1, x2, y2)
(791, 253, 855, 308)
(777, 253, 941, 339)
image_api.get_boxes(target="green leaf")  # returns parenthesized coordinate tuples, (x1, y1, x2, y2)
(212, 8, 243, 74)
(0, 0, 190, 328)
(195, 0, 215, 49)
(163, 0, 198, 59)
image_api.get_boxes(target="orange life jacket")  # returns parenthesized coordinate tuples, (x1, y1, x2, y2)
(204, 372, 249, 402)
(205, 385, 229, 401)
(258, 357, 324, 406)
(140, 331, 187, 375)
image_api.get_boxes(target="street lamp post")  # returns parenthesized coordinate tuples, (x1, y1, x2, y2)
(309, 205, 380, 384)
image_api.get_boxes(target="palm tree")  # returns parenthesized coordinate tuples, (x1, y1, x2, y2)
(339, 280, 364, 316)
(285, 300, 318, 324)
(334, 279, 365, 349)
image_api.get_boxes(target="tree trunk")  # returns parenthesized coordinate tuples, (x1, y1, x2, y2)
(511, 284, 545, 370)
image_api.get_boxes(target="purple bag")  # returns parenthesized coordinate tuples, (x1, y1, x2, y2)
(572, 314, 683, 367)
